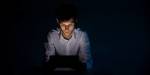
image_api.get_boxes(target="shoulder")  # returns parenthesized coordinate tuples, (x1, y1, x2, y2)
(75, 28, 89, 38)
(47, 29, 59, 38)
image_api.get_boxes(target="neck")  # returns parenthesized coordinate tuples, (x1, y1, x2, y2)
(62, 32, 72, 40)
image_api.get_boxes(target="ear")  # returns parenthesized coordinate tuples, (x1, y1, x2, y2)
(56, 18, 59, 23)
(56, 18, 61, 28)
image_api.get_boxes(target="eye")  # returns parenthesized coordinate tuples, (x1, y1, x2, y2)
(60, 24, 65, 27)
(70, 23, 74, 26)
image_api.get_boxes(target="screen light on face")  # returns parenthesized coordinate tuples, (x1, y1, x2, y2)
(58, 18, 75, 39)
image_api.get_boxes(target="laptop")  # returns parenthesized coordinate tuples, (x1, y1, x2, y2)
(47, 55, 86, 72)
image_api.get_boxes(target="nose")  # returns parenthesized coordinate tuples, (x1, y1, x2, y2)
(65, 25, 69, 30)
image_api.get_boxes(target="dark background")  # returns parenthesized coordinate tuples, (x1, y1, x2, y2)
(7, 0, 150, 75)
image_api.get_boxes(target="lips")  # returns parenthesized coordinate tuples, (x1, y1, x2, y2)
(64, 30, 69, 33)
(64, 32, 70, 34)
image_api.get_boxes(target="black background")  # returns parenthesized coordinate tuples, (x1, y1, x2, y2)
(7, 0, 150, 75)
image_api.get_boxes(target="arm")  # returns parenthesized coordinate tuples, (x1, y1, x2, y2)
(79, 32, 93, 70)
(45, 32, 55, 62)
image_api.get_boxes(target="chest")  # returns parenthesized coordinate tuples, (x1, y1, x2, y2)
(53, 35, 81, 55)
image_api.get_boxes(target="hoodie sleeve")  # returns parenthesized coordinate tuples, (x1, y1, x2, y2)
(79, 31, 93, 70)
(45, 31, 55, 62)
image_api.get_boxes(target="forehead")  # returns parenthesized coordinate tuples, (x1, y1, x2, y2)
(59, 18, 75, 23)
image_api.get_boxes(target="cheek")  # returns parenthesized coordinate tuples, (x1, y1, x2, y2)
(60, 26, 65, 30)
(69, 25, 74, 31)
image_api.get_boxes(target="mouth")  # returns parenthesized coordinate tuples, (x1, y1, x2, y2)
(64, 30, 70, 33)
(64, 32, 70, 35)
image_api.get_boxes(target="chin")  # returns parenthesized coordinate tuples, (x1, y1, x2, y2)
(64, 34, 70, 36)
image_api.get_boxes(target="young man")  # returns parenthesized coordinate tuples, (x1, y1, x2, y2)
(45, 4, 93, 71)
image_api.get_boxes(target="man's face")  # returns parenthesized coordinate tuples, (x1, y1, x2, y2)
(58, 18, 75, 38)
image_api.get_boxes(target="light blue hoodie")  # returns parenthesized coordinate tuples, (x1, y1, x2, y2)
(45, 28, 93, 70)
